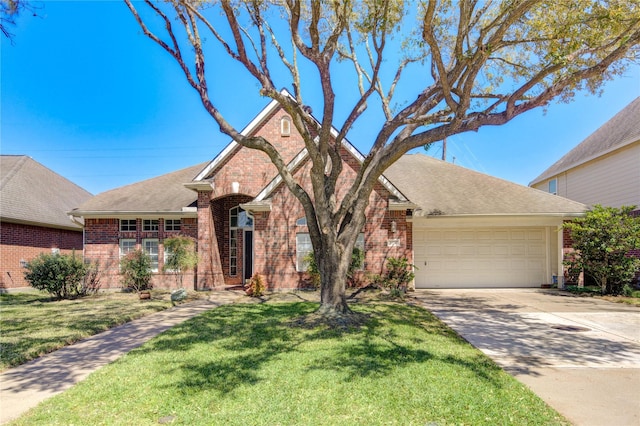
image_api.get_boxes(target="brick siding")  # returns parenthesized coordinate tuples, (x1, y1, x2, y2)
(84, 217, 198, 290)
(1, 222, 83, 289)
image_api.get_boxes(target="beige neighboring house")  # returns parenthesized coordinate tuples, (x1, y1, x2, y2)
(530, 97, 640, 213)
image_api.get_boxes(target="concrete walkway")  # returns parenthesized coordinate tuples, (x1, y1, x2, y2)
(0, 291, 244, 424)
(412, 289, 640, 426)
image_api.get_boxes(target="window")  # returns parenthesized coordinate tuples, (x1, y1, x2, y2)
(229, 229, 238, 276)
(354, 233, 365, 270)
(120, 239, 136, 258)
(296, 233, 365, 272)
(296, 233, 313, 272)
(296, 217, 307, 226)
(120, 219, 136, 232)
(230, 206, 253, 229)
(165, 219, 181, 231)
(280, 116, 291, 136)
(143, 219, 159, 231)
(143, 239, 159, 272)
(548, 179, 557, 195)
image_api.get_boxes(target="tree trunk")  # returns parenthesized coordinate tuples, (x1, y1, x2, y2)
(316, 241, 352, 316)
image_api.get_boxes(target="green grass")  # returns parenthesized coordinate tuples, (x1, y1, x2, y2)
(0, 291, 173, 370)
(10, 302, 567, 425)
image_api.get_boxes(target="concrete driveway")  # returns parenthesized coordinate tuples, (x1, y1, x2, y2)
(412, 289, 640, 426)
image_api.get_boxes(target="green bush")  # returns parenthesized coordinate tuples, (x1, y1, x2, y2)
(564, 205, 640, 295)
(23, 252, 100, 299)
(374, 256, 416, 296)
(120, 249, 153, 293)
(163, 236, 198, 288)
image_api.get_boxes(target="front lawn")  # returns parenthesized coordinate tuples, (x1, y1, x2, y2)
(0, 291, 174, 371)
(10, 301, 567, 425)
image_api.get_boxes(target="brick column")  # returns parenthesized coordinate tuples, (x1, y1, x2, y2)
(197, 191, 225, 289)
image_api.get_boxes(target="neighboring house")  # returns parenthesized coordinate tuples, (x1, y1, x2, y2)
(530, 97, 640, 284)
(530, 97, 640, 213)
(70, 91, 586, 290)
(1, 155, 93, 290)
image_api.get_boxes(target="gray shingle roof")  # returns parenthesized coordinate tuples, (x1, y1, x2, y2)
(71, 162, 208, 215)
(1, 155, 93, 229)
(385, 154, 586, 217)
(530, 97, 640, 185)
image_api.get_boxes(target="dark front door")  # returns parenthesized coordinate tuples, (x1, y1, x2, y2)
(243, 230, 253, 281)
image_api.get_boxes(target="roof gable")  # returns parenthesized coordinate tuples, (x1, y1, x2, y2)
(530, 97, 640, 185)
(385, 154, 586, 217)
(1, 155, 92, 229)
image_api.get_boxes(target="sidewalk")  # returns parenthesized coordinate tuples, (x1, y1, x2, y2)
(0, 291, 244, 424)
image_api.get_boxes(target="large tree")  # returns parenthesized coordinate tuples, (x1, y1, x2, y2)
(125, 0, 640, 318)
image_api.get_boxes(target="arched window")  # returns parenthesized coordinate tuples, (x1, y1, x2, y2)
(280, 116, 291, 137)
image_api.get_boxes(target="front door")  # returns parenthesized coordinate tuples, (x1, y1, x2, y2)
(243, 230, 253, 281)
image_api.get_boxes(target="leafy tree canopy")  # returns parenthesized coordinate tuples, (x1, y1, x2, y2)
(124, 0, 640, 318)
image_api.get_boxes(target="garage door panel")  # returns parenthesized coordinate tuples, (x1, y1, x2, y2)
(415, 227, 547, 289)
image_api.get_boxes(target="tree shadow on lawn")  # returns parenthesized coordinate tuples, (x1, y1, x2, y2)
(135, 302, 505, 397)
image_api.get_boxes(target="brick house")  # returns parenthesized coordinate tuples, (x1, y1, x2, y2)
(71, 93, 586, 290)
(1, 156, 93, 290)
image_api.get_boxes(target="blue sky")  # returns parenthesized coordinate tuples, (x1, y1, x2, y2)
(2, 1, 639, 195)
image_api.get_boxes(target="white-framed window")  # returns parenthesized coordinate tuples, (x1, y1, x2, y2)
(296, 233, 365, 272)
(296, 233, 313, 272)
(120, 219, 136, 232)
(548, 179, 557, 195)
(229, 206, 253, 277)
(120, 239, 136, 258)
(296, 217, 307, 226)
(229, 229, 238, 276)
(143, 239, 159, 272)
(280, 116, 291, 136)
(143, 219, 159, 232)
(165, 219, 181, 231)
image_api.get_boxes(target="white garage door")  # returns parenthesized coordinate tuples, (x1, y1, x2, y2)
(414, 228, 547, 288)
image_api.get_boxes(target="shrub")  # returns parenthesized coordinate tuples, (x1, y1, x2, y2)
(564, 205, 640, 295)
(246, 274, 266, 297)
(120, 249, 153, 293)
(163, 236, 198, 288)
(23, 252, 100, 299)
(376, 256, 416, 296)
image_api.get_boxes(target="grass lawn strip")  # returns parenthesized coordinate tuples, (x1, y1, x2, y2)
(10, 301, 568, 425)
(0, 292, 173, 371)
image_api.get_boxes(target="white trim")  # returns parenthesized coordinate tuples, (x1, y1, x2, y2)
(70, 211, 198, 219)
(193, 90, 296, 182)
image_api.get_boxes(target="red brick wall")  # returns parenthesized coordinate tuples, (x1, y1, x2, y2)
(1, 222, 83, 289)
(84, 217, 198, 290)
(208, 110, 307, 200)
(252, 146, 412, 290)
